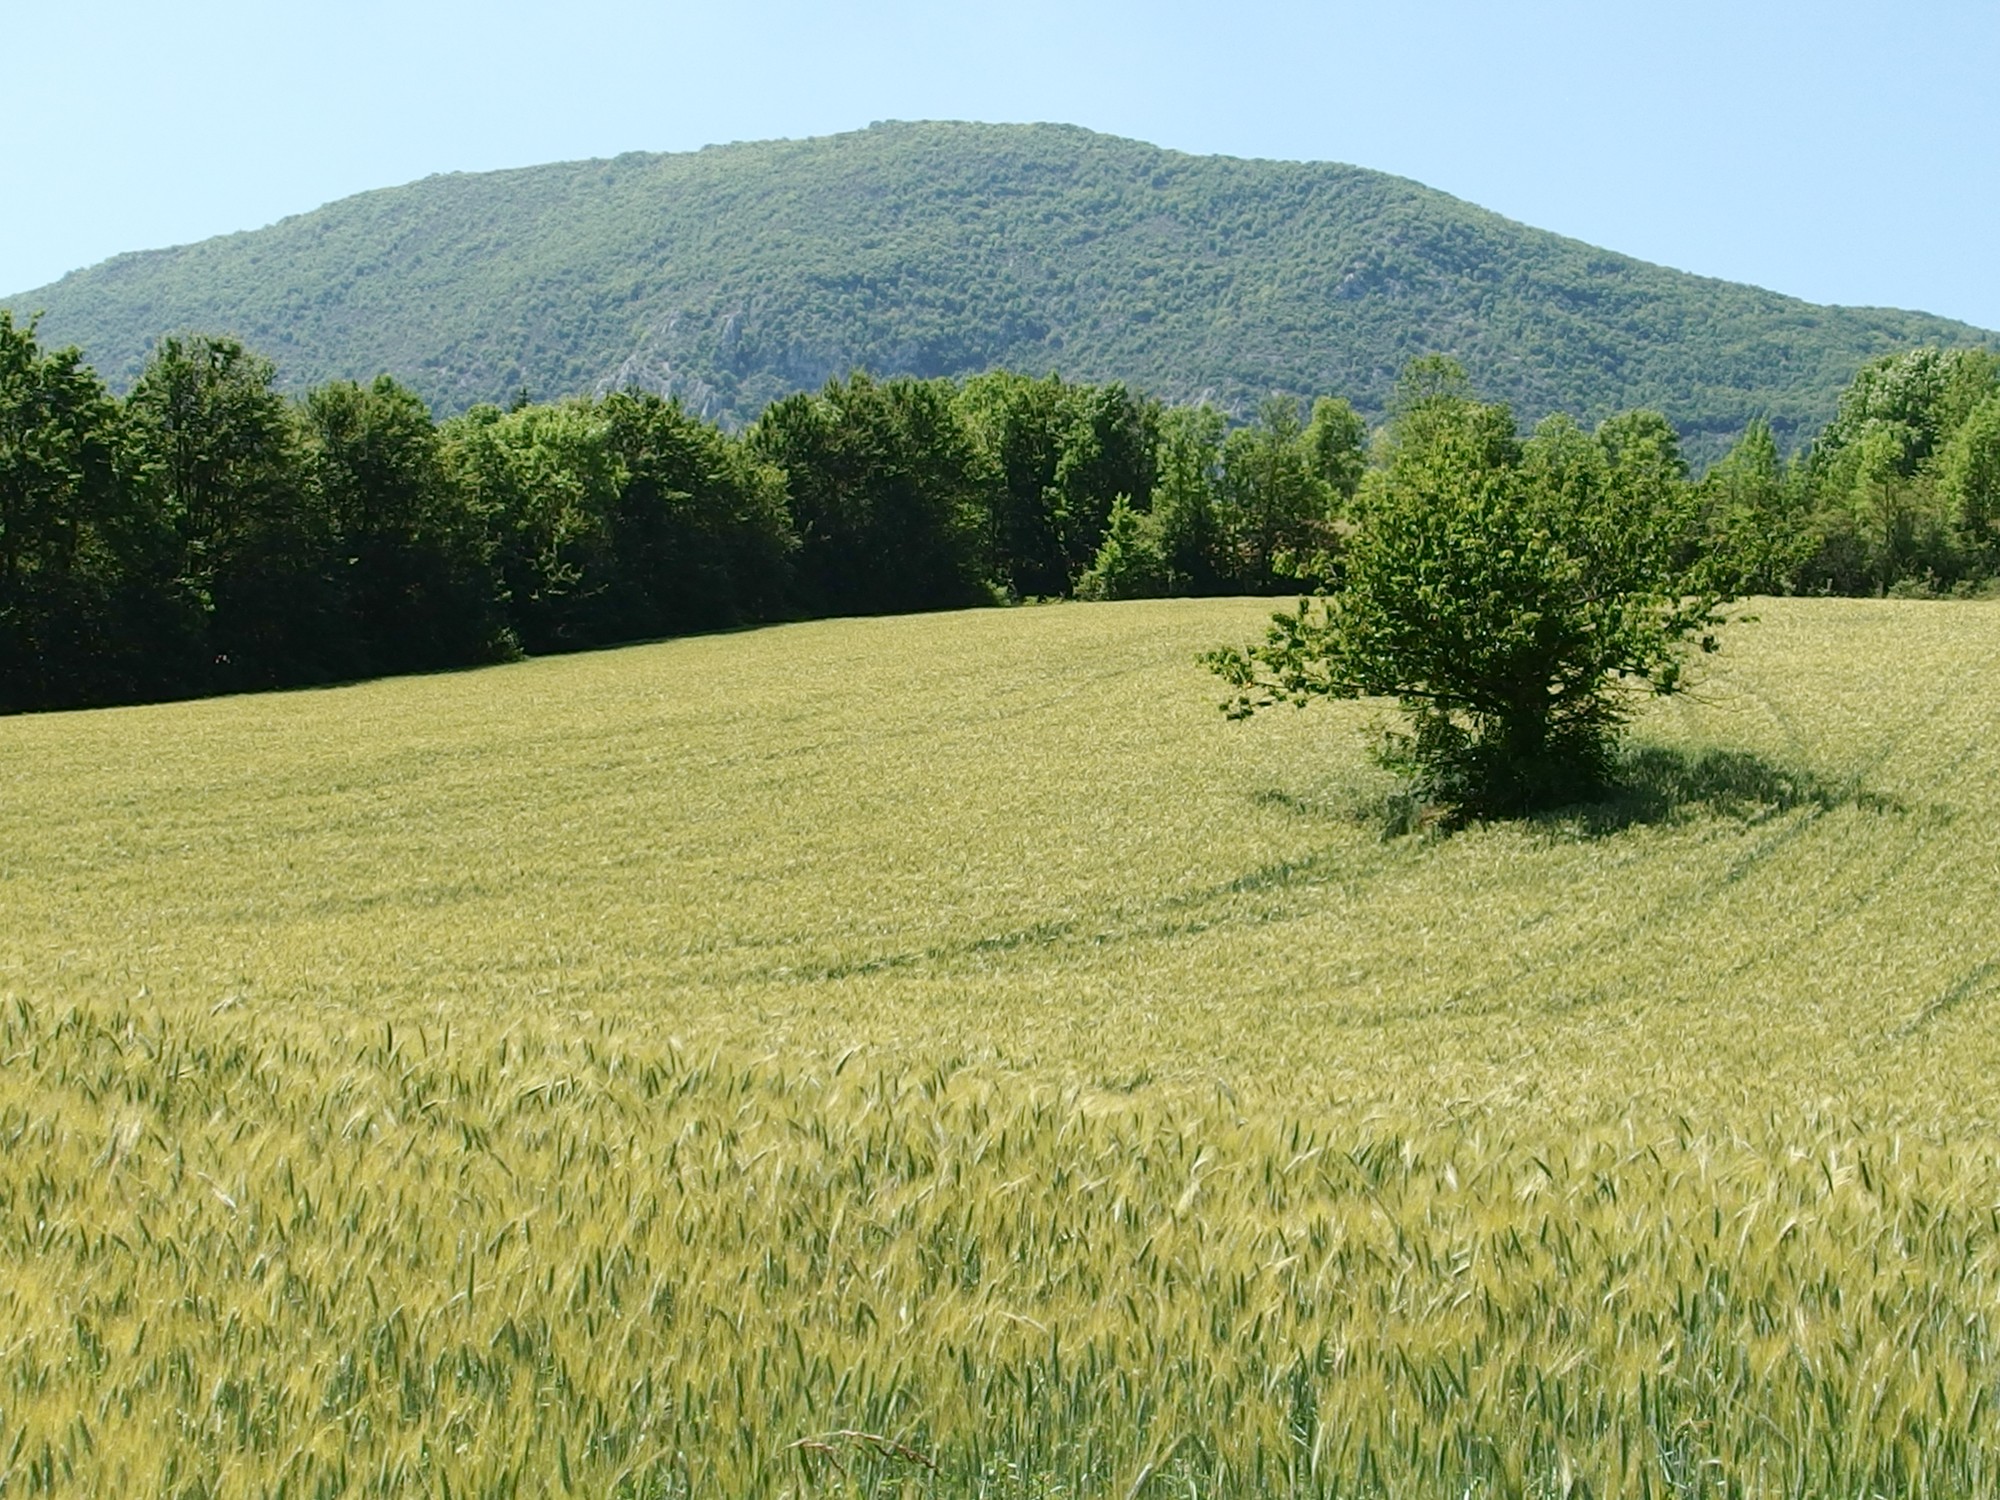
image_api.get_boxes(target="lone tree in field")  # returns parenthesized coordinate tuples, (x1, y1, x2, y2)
(1205, 359, 1729, 818)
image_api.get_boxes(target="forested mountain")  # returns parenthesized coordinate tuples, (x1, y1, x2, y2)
(7, 121, 1995, 461)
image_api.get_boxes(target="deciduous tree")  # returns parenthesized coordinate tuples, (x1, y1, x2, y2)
(301, 375, 508, 674)
(0, 314, 189, 709)
(751, 373, 990, 616)
(1206, 360, 1726, 818)
(128, 335, 342, 687)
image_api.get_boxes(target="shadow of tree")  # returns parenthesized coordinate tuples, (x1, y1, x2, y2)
(1545, 744, 1908, 837)
(1255, 745, 1914, 841)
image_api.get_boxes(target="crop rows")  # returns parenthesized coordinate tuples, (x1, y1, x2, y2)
(10, 994, 2000, 1498)
(5, 597, 2000, 1495)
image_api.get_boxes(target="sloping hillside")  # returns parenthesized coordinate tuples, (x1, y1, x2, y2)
(9, 120, 1994, 454)
(10, 597, 2000, 1494)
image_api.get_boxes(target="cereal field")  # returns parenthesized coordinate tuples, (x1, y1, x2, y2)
(5, 596, 2000, 1497)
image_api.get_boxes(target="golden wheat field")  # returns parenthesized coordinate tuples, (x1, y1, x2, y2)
(6, 595, 2000, 1498)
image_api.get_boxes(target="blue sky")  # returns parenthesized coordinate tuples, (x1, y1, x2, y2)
(7, 0, 1996, 328)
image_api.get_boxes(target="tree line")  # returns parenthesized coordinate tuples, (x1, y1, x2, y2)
(1700, 347, 2000, 597)
(3, 312, 1997, 715)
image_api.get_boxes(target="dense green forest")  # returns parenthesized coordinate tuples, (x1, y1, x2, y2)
(5, 310, 1998, 716)
(6, 123, 1994, 465)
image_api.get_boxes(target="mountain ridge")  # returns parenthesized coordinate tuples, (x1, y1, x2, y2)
(10, 120, 1995, 460)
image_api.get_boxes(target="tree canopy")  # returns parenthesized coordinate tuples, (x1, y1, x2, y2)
(1206, 360, 1727, 817)
(2, 324, 1997, 722)
(0, 312, 184, 711)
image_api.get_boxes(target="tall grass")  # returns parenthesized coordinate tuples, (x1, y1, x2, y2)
(5, 597, 2000, 1496)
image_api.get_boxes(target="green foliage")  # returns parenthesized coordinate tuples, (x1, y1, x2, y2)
(1217, 396, 1343, 591)
(6, 321, 1247, 710)
(1936, 391, 2000, 567)
(436, 389, 796, 655)
(18, 311, 2000, 718)
(1145, 403, 1228, 595)
(1807, 348, 1999, 480)
(129, 336, 296, 594)
(0, 313, 187, 710)
(750, 372, 991, 616)
(956, 371, 1159, 598)
(301, 374, 510, 674)
(10, 123, 1993, 465)
(1208, 361, 1725, 817)
(1074, 493, 1162, 600)
(440, 399, 624, 653)
(597, 388, 796, 634)
(1303, 395, 1367, 503)
(957, 371, 1071, 597)
(1695, 418, 1808, 594)
(128, 334, 348, 688)
(1785, 348, 2000, 594)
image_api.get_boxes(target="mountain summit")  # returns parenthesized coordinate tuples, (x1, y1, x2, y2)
(9, 121, 1993, 456)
